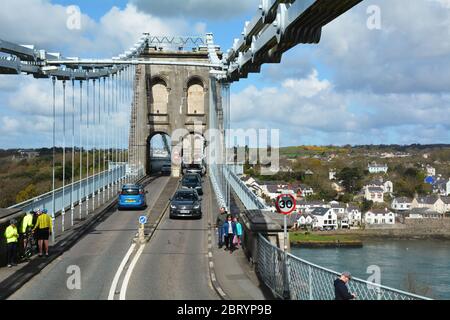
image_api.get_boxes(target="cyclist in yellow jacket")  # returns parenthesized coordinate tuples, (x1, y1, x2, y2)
(20, 211, 34, 257)
(4, 219, 19, 267)
(33, 209, 52, 257)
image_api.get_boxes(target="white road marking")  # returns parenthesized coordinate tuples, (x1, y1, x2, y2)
(119, 243, 146, 300)
(108, 243, 136, 300)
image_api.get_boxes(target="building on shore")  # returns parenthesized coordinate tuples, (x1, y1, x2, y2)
(364, 208, 395, 225)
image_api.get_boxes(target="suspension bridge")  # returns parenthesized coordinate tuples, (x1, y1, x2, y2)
(0, 0, 431, 300)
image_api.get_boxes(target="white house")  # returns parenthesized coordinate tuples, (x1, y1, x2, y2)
(364, 186, 384, 203)
(299, 184, 314, 197)
(330, 202, 346, 216)
(365, 208, 395, 225)
(368, 162, 388, 174)
(366, 178, 393, 194)
(346, 205, 362, 226)
(296, 214, 316, 228)
(383, 181, 394, 193)
(391, 197, 412, 211)
(425, 165, 436, 177)
(433, 178, 450, 196)
(310, 207, 338, 230)
(329, 169, 337, 180)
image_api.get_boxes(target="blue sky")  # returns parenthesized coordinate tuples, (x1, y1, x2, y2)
(0, 0, 449, 148)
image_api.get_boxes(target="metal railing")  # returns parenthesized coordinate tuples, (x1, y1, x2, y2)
(8, 164, 127, 214)
(256, 234, 432, 300)
(224, 167, 268, 210)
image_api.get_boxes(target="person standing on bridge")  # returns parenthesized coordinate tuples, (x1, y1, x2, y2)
(334, 271, 356, 300)
(33, 209, 52, 257)
(216, 207, 227, 249)
(222, 215, 237, 253)
(233, 216, 243, 248)
(4, 219, 19, 267)
(19, 210, 34, 258)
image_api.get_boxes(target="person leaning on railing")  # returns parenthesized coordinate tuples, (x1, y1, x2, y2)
(32, 209, 52, 257)
(334, 272, 357, 300)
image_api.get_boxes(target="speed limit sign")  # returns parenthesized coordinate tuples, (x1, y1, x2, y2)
(275, 194, 296, 215)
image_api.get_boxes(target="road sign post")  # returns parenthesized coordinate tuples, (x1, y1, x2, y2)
(275, 193, 296, 300)
(275, 193, 296, 252)
(138, 215, 147, 244)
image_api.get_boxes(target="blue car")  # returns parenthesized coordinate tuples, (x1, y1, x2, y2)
(118, 184, 147, 210)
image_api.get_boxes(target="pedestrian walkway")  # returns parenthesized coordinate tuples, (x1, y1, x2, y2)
(207, 180, 272, 300)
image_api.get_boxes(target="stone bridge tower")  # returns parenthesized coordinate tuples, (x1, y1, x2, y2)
(129, 40, 222, 177)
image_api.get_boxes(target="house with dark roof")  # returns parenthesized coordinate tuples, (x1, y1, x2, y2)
(391, 197, 412, 211)
(411, 195, 447, 214)
(297, 200, 330, 212)
(364, 186, 384, 203)
(432, 178, 450, 196)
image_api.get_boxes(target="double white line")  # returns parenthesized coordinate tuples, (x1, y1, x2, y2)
(108, 241, 146, 300)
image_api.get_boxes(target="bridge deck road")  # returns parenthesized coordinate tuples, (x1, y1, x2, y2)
(125, 177, 219, 300)
(8, 176, 170, 300)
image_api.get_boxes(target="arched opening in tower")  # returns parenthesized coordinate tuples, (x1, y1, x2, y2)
(148, 133, 171, 174)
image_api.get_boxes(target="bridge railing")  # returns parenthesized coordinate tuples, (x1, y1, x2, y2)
(224, 166, 267, 210)
(256, 234, 431, 300)
(8, 164, 127, 214)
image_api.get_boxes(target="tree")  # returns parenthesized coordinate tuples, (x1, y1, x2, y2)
(361, 199, 373, 212)
(336, 167, 363, 194)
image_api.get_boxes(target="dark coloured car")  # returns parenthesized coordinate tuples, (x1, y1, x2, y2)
(169, 189, 202, 219)
(161, 163, 171, 175)
(181, 173, 203, 195)
(118, 184, 147, 210)
(184, 163, 206, 176)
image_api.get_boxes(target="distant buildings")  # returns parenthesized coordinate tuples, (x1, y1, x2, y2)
(411, 195, 448, 214)
(368, 162, 388, 174)
(391, 197, 412, 211)
(12, 149, 39, 160)
(425, 165, 436, 177)
(364, 186, 384, 203)
(310, 207, 338, 230)
(364, 208, 395, 225)
(329, 168, 337, 180)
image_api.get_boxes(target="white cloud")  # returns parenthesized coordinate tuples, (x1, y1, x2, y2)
(131, 0, 260, 20)
(0, 1, 196, 57)
(231, 70, 450, 146)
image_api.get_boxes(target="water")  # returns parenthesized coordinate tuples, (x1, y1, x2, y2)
(291, 240, 450, 299)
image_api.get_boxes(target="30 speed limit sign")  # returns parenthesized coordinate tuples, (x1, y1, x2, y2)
(275, 194, 296, 215)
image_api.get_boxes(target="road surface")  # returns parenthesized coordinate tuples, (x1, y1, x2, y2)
(9, 176, 169, 300)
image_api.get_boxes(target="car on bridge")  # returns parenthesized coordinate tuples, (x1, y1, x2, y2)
(161, 163, 171, 175)
(181, 173, 203, 195)
(183, 163, 206, 176)
(169, 189, 202, 219)
(118, 184, 147, 210)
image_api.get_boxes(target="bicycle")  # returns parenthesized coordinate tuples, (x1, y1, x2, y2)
(20, 231, 37, 261)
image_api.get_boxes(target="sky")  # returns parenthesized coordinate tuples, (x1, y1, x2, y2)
(0, 0, 449, 148)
